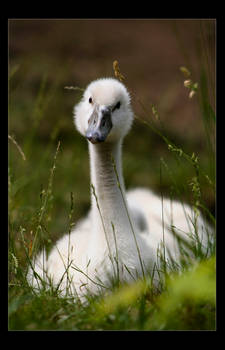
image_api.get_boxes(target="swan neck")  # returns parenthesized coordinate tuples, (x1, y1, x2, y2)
(88, 140, 130, 244)
(89, 141, 125, 198)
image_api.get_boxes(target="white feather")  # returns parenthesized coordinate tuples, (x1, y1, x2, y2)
(27, 78, 212, 300)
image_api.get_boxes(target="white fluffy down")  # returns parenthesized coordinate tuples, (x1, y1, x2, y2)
(27, 78, 212, 300)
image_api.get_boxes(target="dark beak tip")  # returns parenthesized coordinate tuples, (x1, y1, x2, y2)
(88, 138, 98, 144)
(86, 133, 105, 144)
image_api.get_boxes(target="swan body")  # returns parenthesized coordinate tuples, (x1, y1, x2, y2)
(27, 78, 210, 300)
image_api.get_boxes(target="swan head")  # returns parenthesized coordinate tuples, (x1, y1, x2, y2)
(74, 78, 133, 144)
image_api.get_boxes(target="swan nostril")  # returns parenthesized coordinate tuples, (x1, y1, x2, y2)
(101, 117, 106, 127)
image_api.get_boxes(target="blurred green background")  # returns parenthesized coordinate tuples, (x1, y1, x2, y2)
(8, 19, 215, 250)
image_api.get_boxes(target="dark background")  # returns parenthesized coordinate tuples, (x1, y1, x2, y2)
(9, 19, 215, 137)
(8, 19, 215, 238)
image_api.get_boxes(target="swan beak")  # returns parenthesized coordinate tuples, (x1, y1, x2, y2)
(86, 106, 112, 144)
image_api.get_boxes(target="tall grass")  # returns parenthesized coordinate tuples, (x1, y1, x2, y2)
(8, 54, 215, 330)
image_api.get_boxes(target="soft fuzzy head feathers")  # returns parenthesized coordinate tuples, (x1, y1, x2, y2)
(74, 78, 133, 144)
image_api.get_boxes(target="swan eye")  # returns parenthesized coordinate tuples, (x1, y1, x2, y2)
(113, 101, 121, 112)
(89, 97, 92, 104)
(115, 101, 121, 109)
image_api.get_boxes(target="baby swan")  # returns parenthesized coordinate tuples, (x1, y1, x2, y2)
(27, 78, 210, 300)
